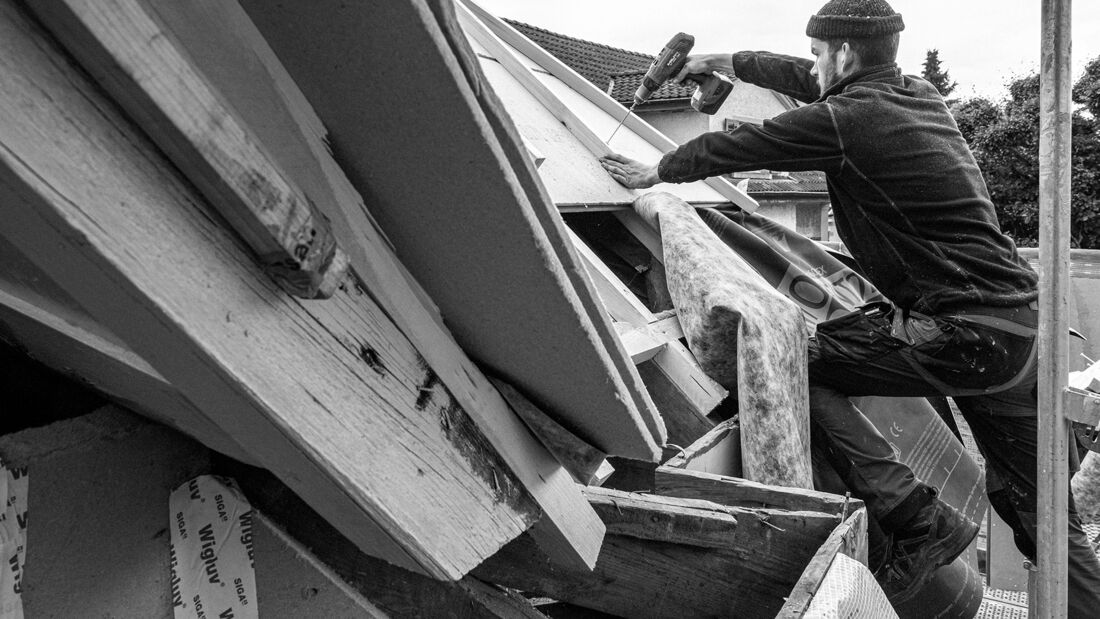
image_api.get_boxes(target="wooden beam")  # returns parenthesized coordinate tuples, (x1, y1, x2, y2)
(663, 418, 742, 476)
(491, 377, 609, 486)
(617, 314, 685, 364)
(30, 1, 346, 300)
(238, 0, 663, 462)
(459, 0, 758, 213)
(475, 487, 839, 618)
(29, 0, 605, 573)
(654, 467, 857, 514)
(0, 0, 545, 579)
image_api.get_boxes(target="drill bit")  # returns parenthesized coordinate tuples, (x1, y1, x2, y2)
(606, 102, 636, 143)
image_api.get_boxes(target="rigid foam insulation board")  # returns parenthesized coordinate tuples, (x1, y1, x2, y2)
(462, 30, 730, 208)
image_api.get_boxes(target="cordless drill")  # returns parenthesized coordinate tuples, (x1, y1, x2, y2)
(635, 32, 734, 114)
(607, 32, 734, 142)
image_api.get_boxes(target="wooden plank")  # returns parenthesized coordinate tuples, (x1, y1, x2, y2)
(776, 509, 869, 619)
(634, 362, 717, 447)
(617, 314, 684, 364)
(474, 487, 838, 619)
(663, 418, 742, 476)
(569, 229, 655, 326)
(0, 0, 541, 579)
(654, 467, 858, 514)
(459, 0, 758, 213)
(32, 1, 346, 300)
(491, 377, 609, 486)
(30, 0, 606, 573)
(237, 0, 662, 463)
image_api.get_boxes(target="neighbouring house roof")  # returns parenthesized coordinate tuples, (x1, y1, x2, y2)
(605, 70, 695, 103)
(505, 20, 691, 103)
(737, 170, 829, 196)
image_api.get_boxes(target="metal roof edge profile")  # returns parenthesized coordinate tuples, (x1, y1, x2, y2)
(460, 0, 758, 213)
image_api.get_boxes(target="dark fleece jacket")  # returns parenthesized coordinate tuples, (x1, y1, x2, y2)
(658, 51, 1037, 315)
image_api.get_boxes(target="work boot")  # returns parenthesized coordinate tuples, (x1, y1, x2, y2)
(876, 495, 980, 606)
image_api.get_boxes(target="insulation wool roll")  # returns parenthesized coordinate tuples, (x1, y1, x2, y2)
(635, 192, 812, 489)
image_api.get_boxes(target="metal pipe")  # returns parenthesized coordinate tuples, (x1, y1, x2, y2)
(1035, 0, 1073, 616)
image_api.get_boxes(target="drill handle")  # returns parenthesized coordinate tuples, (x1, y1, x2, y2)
(681, 72, 713, 86)
(686, 72, 735, 115)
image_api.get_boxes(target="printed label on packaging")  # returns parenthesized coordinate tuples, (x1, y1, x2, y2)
(0, 459, 27, 619)
(169, 475, 257, 619)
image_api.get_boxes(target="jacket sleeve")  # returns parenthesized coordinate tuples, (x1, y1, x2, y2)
(658, 101, 845, 184)
(731, 51, 819, 104)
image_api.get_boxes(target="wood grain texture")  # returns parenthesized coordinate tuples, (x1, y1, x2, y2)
(0, 0, 539, 578)
(663, 417, 742, 476)
(637, 192, 813, 489)
(475, 487, 839, 619)
(29, 0, 605, 572)
(26, 0, 346, 299)
(491, 377, 608, 486)
(239, 0, 662, 463)
(654, 467, 859, 514)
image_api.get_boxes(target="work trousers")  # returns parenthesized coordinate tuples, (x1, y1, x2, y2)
(806, 301, 1100, 617)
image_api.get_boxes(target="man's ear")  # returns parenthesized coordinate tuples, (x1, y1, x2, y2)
(838, 41, 858, 74)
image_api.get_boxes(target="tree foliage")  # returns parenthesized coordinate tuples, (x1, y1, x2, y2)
(921, 49, 957, 98)
(950, 59, 1100, 248)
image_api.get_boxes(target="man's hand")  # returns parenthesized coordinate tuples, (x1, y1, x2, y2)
(599, 153, 661, 189)
(673, 53, 735, 85)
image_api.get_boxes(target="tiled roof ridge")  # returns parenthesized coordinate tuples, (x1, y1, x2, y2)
(502, 19, 655, 63)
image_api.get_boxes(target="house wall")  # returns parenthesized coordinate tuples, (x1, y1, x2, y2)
(753, 199, 832, 241)
(638, 108, 709, 145)
(707, 81, 795, 133)
(637, 81, 793, 146)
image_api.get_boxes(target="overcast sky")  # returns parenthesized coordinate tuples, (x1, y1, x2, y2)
(474, 0, 1100, 102)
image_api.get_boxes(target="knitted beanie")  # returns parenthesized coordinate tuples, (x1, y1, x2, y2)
(806, 0, 905, 39)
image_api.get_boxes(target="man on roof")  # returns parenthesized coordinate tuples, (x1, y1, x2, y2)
(600, 0, 1100, 611)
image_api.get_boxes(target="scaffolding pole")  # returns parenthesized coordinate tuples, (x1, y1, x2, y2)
(1035, 0, 1073, 616)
